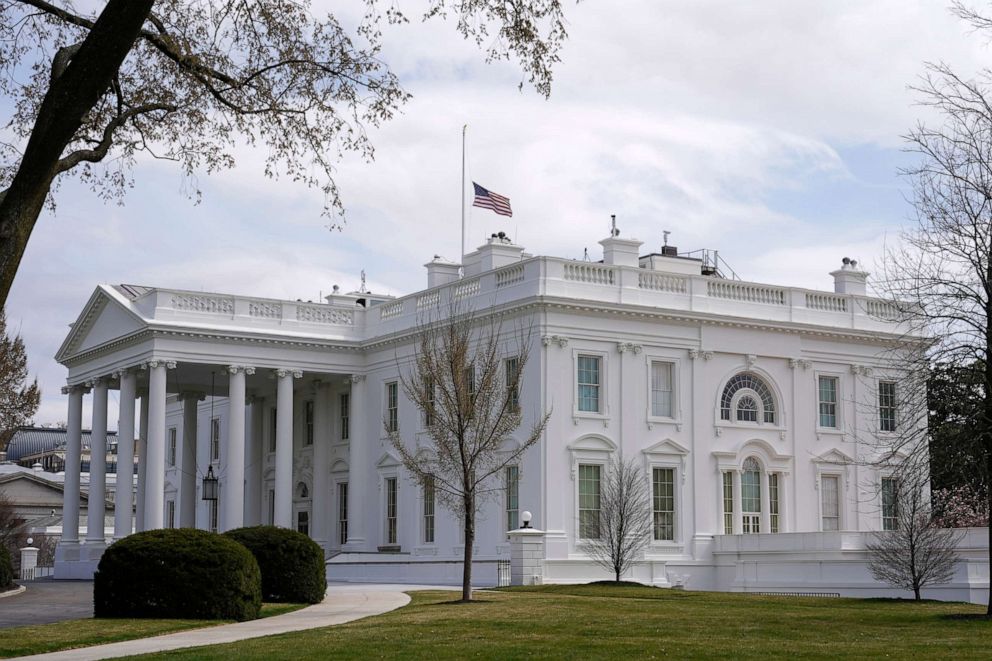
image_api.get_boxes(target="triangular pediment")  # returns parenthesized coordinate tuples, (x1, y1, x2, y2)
(814, 448, 854, 465)
(642, 438, 690, 457)
(376, 450, 402, 468)
(56, 286, 147, 362)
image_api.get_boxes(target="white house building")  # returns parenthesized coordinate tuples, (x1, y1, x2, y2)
(51, 231, 989, 603)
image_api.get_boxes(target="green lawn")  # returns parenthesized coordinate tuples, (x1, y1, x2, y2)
(138, 585, 990, 660)
(0, 602, 304, 659)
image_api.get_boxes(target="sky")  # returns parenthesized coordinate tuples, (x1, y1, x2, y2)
(4, 0, 991, 427)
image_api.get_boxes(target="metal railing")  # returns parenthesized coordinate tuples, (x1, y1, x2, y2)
(496, 559, 511, 587)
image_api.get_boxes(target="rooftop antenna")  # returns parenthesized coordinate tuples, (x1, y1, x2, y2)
(610, 214, 620, 237)
(583, 247, 591, 262)
(663, 230, 671, 247)
(359, 270, 368, 294)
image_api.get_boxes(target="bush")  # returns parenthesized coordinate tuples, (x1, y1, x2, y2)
(224, 526, 325, 604)
(0, 545, 13, 589)
(94, 529, 261, 621)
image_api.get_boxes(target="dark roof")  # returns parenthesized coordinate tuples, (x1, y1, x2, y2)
(7, 427, 118, 462)
(114, 284, 152, 300)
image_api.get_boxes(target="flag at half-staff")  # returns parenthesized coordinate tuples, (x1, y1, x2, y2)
(472, 182, 513, 217)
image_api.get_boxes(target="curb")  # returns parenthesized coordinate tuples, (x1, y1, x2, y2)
(0, 585, 26, 599)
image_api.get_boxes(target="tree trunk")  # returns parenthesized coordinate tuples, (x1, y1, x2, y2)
(462, 492, 475, 602)
(914, 583, 921, 601)
(0, 0, 153, 306)
(985, 265, 992, 617)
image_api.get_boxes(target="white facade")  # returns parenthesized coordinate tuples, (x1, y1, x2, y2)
(51, 234, 989, 602)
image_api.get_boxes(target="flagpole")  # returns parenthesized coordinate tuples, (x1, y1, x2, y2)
(461, 124, 467, 268)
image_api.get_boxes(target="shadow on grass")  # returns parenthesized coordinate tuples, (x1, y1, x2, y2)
(940, 613, 992, 621)
(433, 598, 499, 606)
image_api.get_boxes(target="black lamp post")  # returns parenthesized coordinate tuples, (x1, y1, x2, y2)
(202, 465, 218, 501)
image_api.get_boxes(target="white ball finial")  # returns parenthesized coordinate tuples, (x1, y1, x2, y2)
(521, 511, 533, 528)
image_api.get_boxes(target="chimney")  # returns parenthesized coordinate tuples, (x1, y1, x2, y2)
(462, 233, 524, 277)
(599, 236, 643, 268)
(425, 256, 461, 288)
(830, 257, 868, 295)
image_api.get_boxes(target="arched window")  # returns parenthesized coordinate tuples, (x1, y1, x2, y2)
(741, 457, 762, 533)
(720, 372, 776, 424)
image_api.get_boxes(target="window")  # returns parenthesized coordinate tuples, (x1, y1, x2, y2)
(267, 488, 275, 525)
(879, 381, 897, 432)
(423, 477, 435, 544)
(386, 382, 399, 433)
(385, 477, 398, 544)
(818, 376, 838, 428)
(882, 477, 899, 531)
(297, 511, 309, 536)
(651, 362, 674, 418)
(652, 467, 675, 541)
(465, 366, 476, 401)
(741, 457, 761, 534)
(821, 475, 840, 531)
(340, 393, 350, 441)
(505, 465, 520, 532)
(577, 355, 602, 413)
(769, 473, 780, 533)
(305, 401, 314, 446)
(167, 427, 177, 467)
(210, 417, 221, 461)
(209, 500, 219, 533)
(578, 464, 601, 538)
(720, 372, 776, 424)
(424, 377, 435, 428)
(506, 357, 520, 411)
(338, 482, 349, 545)
(269, 409, 277, 453)
(166, 500, 176, 529)
(722, 472, 734, 535)
(736, 396, 758, 423)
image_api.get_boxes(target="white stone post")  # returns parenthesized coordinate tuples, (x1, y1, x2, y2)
(86, 378, 108, 544)
(760, 472, 772, 534)
(62, 385, 84, 544)
(144, 361, 170, 530)
(135, 393, 149, 532)
(732, 470, 743, 535)
(114, 369, 137, 540)
(345, 374, 367, 549)
(224, 365, 251, 531)
(311, 380, 330, 549)
(179, 392, 202, 528)
(275, 369, 300, 528)
(509, 523, 546, 586)
(19, 540, 39, 581)
(245, 396, 263, 526)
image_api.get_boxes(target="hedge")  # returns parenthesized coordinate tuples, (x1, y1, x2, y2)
(224, 526, 325, 604)
(94, 529, 261, 620)
(0, 546, 12, 589)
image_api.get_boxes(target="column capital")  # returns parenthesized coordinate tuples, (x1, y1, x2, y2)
(349, 374, 366, 384)
(143, 360, 177, 370)
(227, 365, 256, 375)
(275, 368, 303, 379)
(61, 384, 90, 395)
(177, 391, 206, 402)
(84, 376, 107, 388)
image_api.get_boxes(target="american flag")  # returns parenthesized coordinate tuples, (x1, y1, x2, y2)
(472, 182, 512, 217)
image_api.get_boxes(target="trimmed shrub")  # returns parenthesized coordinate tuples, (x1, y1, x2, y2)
(94, 529, 261, 621)
(224, 526, 325, 604)
(0, 546, 13, 589)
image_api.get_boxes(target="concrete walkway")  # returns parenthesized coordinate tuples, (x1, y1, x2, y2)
(16, 584, 415, 660)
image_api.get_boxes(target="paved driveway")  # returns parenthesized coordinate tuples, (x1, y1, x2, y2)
(0, 580, 93, 628)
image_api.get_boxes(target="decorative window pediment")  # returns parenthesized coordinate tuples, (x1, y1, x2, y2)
(642, 438, 690, 458)
(376, 450, 402, 469)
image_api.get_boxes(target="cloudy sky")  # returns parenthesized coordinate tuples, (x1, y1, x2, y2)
(5, 0, 990, 426)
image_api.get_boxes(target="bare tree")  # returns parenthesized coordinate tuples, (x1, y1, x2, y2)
(0, 310, 40, 450)
(0, 0, 570, 305)
(581, 457, 653, 583)
(0, 492, 27, 572)
(867, 476, 959, 600)
(870, 3, 992, 615)
(388, 307, 550, 602)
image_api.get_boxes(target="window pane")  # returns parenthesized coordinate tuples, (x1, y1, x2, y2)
(386, 382, 399, 433)
(723, 471, 734, 534)
(818, 376, 838, 428)
(386, 477, 398, 544)
(653, 467, 675, 541)
(578, 464, 601, 538)
(506, 465, 519, 532)
(340, 393, 350, 440)
(577, 356, 601, 413)
(651, 362, 673, 417)
(423, 477, 435, 544)
(882, 477, 899, 530)
(338, 482, 348, 545)
(821, 475, 839, 531)
(769, 473, 780, 533)
(879, 381, 897, 432)
(737, 396, 758, 423)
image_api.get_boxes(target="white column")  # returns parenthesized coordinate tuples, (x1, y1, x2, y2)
(245, 396, 263, 526)
(275, 369, 300, 528)
(61, 385, 84, 544)
(732, 470, 743, 535)
(224, 365, 251, 531)
(144, 361, 170, 530)
(135, 393, 149, 532)
(86, 378, 108, 544)
(345, 374, 367, 549)
(311, 380, 330, 549)
(760, 471, 771, 534)
(114, 370, 137, 539)
(179, 392, 201, 528)
(779, 473, 790, 533)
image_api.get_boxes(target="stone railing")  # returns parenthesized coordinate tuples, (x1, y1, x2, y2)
(805, 292, 848, 313)
(707, 280, 786, 306)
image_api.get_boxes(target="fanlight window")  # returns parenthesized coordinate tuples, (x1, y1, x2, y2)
(720, 372, 776, 424)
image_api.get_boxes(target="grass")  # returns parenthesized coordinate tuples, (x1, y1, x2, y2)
(135, 585, 992, 660)
(0, 602, 305, 659)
